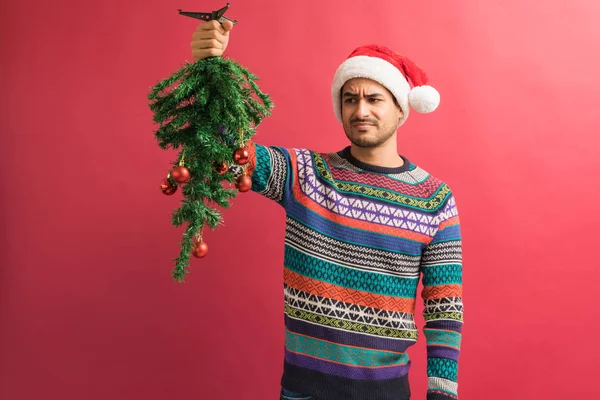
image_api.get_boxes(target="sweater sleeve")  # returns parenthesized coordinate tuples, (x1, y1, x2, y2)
(420, 189, 463, 400)
(246, 141, 293, 207)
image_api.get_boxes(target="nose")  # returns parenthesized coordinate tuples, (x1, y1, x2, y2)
(355, 99, 370, 119)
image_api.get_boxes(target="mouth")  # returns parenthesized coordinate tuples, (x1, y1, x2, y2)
(352, 123, 375, 129)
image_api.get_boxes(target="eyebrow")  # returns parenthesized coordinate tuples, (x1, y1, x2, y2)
(342, 92, 385, 98)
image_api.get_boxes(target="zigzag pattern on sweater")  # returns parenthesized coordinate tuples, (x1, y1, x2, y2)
(311, 151, 452, 211)
(421, 241, 463, 266)
(432, 197, 459, 230)
(424, 312, 463, 322)
(284, 304, 419, 340)
(327, 152, 430, 185)
(424, 297, 464, 314)
(284, 285, 418, 330)
(294, 151, 442, 235)
(325, 153, 444, 196)
(285, 217, 421, 277)
(262, 146, 287, 203)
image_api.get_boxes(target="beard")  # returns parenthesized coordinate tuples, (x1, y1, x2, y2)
(343, 118, 398, 148)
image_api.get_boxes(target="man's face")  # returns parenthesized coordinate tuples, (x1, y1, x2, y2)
(341, 78, 404, 148)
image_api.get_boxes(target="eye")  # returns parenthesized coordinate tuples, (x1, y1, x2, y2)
(368, 98, 381, 103)
(344, 98, 356, 104)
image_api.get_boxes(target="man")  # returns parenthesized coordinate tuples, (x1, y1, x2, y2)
(191, 20, 463, 400)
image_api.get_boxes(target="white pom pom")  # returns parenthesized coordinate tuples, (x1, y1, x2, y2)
(408, 85, 440, 113)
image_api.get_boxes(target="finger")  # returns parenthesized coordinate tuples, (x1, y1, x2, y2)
(197, 20, 225, 35)
(191, 38, 223, 50)
(221, 20, 234, 33)
(192, 48, 223, 61)
(191, 29, 227, 44)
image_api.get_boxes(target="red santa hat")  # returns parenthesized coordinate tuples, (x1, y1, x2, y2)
(331, 45, 440, 126)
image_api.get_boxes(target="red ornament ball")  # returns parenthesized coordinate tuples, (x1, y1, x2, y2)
(214, 161, 228, 175)
(171, 166, 190, 183)
(192, 241, 209, 258)
(233, 147, 250, 165)
(160, 178, 177, 195)
(236, 175, 252, 192)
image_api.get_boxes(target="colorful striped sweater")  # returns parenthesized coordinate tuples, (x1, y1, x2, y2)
(247, 143, 463, 400)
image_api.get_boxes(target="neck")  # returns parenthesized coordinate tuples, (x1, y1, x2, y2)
(350, 140, 404, 169)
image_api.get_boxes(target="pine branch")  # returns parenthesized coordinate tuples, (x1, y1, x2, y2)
(149, 57, 273, 282)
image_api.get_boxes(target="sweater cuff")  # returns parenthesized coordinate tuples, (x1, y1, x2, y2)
(427, 390, 459, 400)
(245, 141, 257, 178)
(427, 377, 458, 400)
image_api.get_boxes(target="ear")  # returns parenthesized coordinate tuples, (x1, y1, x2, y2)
(397, 104, 404, 121)
(391, 95, 403, 119)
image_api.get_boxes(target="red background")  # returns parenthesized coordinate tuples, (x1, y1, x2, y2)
(1, 1, 599, 399)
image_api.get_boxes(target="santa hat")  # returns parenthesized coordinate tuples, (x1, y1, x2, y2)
(331, 45, 440, 125)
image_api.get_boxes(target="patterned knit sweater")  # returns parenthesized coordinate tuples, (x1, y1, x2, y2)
(247, 143, 463, 400)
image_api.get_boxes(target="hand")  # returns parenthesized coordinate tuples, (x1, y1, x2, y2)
(190, 19, 234, 61)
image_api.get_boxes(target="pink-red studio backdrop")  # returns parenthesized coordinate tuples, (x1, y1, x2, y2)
(1, 0, 599, 399)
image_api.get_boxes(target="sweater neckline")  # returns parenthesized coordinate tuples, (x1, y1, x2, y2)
(337, 146, 411, 174)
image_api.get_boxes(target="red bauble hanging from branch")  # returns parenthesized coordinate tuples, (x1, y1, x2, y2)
(160, 177, 178, 195)
(214, 161, 228, 175)
(171, 165, 191, 183)
(233, 147, 250, 165)
(236, 173, 252, 192)
(191, 240, 209, 258)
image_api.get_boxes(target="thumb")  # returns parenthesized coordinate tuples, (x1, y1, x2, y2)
(221, 19, 234, 33)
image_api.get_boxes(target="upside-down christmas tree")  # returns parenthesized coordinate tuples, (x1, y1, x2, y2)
(149, 53, 272, 281)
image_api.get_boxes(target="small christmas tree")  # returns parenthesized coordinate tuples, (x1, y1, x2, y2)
(149, 56, 273, 281)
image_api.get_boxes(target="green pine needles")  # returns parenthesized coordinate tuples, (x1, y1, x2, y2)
(148, 57, 273, 281)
